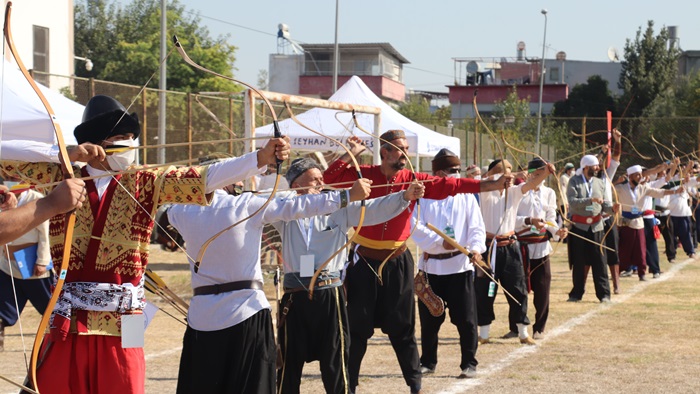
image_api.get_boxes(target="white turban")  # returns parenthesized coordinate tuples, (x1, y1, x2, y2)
(626, 165, 643, 176)
(580, 155, 599, 170)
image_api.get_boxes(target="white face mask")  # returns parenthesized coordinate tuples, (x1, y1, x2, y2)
(105, 139, 136, 171)
(446, 173, 460, 179)
(473, 175, 481, 180)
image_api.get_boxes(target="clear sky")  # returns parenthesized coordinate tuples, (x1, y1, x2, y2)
(173, 0, 698, 93)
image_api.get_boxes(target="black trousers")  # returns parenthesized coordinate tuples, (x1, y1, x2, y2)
(475, 243, 530, 328)
(277, 286, 349, 394)
(644, 218, 661, 274)
(176, 309, 276, 394)
(527, 255, 551, 333)
(418, 271, 478, 371)
(656, 214, 675, 261)
(568, 227, 610, 301)
(0, 271, 52, 325)
(346, 249, 421, 392)
(602, 219, 619, 266)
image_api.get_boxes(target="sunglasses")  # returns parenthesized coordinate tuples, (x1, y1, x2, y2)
(445, 168, 462, 174)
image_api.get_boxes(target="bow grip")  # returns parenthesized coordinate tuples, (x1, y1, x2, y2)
(273, 120, 283, 171)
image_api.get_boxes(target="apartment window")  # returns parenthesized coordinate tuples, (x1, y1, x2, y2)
(549, 67, 559, 82)
(33, 25, 49, 87)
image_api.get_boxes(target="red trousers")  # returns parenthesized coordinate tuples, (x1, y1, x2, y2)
(35, 334, 145, 394)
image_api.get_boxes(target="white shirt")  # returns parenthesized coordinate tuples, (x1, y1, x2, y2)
(642, 178, 667, 219)
(168, 189, 344, 331)
(479, 182, 526, 235)
(669, 177, 697, 217)
(412, 194, 486, 275)
(516, 186, 559, 259)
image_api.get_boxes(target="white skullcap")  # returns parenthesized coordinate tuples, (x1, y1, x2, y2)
(626, 165, 643, 176)
(580, 155, 599, 170)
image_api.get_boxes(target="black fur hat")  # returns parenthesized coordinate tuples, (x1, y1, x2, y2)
(74, 95, 141, 144)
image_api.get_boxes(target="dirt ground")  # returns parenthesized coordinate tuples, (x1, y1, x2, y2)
(2, 239, 700, 394)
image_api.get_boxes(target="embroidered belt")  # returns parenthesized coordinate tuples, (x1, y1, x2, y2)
(284, 278, 341, 294)
(515, 230, 550, 244)
(423, 250, 462, 260)
(356, 244, 408, 261)
(571, 214, 602, 225)
(193, 280, 263, 296)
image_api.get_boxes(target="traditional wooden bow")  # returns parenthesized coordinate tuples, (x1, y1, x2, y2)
(172, 35, 284, 273)
(282, 102, 366, 300)
(4, 3, 77, 392)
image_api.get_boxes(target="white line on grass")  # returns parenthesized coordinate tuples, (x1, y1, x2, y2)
(438, 257, 694, 394)
(145, 346, 182, 361)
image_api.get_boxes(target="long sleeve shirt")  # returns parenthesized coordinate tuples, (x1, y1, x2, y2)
(614, 183, 666, 229)
(515, 186, 559, 259)
(479, 182, 526, 236)
(412, 193, 486, 275)
(0, 189, 52, 279)
(168, 189, 346, 331)
(273, 191, 411, 289)
(669, 177, 697, 217)
(323, 159, 480, 248)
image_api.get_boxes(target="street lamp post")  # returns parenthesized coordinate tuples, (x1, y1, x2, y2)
(332, 0, 340, 93)
(536, 8, 548, 155)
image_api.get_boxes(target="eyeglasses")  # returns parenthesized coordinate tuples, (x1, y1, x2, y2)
(445, 168, 462, 174)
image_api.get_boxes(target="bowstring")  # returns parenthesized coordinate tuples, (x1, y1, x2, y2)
(0, 24, 31, 375)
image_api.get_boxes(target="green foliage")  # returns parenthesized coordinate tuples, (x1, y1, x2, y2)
(619, 21, 681, 118)
(397, 94, 452, 126)
(74, 0, 240, 93)
(493, 87, 532, 131)
(398, 95, 434, 123)
(645, 71, 700, 117)
(553, 75, 615, 117)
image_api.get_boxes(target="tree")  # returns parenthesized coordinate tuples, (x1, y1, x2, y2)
(397, 95, 434, 123)
(618, 20, 681, 118)
(553, 75, 615, 117)
(74, 0, 240, 93)
(397, 95, 452, 127)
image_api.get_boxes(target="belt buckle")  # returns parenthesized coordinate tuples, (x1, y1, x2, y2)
(318, 278, 331, 287)
(586, 217, 593, 224)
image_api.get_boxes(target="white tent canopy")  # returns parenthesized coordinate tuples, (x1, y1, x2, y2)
(1, 59, 82, 145)
(255, 76, 460, 161)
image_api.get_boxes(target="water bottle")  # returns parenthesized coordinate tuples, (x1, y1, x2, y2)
(488, 281, 496, 297)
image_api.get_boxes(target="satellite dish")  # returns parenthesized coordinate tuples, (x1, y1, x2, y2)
(607, 47, 620, 62)
(466, 61, 482, 74)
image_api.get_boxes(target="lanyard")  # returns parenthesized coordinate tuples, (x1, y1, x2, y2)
(581, 174, 593, 198)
